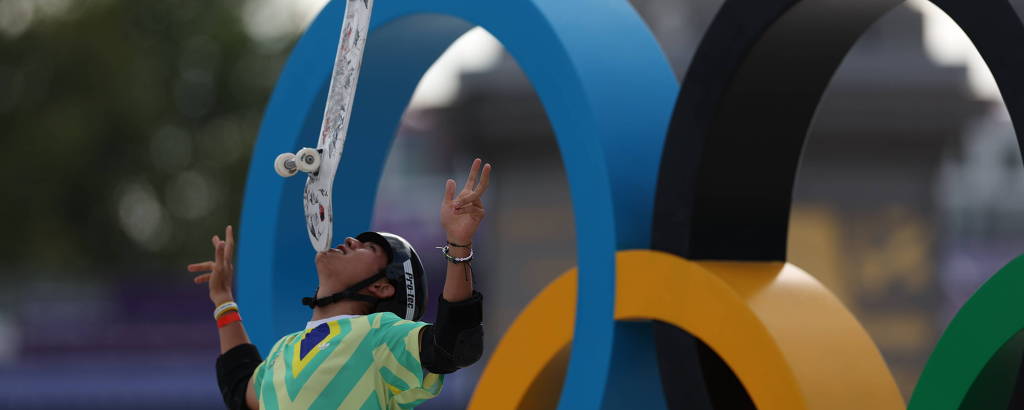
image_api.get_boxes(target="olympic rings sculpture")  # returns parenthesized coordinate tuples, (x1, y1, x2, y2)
(237, 0, 1024, 408)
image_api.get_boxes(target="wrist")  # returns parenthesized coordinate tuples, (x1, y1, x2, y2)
(214, 301, 242, 328)
(445, 235, 472, 247)
(211, 292, 234, 306)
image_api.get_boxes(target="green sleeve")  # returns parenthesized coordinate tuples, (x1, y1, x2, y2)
(372, 313, 445, 408)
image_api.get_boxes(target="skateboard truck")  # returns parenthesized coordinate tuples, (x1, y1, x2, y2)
(274, 148, 322, 177)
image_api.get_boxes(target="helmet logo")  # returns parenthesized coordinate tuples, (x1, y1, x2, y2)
(403, 260, 415, 320)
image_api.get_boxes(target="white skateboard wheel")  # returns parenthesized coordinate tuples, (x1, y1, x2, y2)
(296, 147, 321, 173)
(274, 153, 298, 177)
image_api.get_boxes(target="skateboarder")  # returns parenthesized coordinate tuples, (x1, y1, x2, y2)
(190, 159, 492, 409)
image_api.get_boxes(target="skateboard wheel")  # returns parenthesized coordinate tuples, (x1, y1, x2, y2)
(296, 147, 321, 173)
(274, 153, 298, 177)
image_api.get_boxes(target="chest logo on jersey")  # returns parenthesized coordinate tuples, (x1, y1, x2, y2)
(292, 320, 342, 378)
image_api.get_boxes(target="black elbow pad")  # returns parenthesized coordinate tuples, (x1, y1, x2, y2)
(422, 292, 484, 374)
(451, 324, 484, 366)
(216, 343, 262, 410)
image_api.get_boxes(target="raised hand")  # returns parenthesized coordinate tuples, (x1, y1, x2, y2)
(441, 158, 492, 245)
(188, 225, 237, 306)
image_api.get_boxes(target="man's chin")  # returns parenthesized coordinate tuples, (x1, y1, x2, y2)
(314, 251, 334, 267)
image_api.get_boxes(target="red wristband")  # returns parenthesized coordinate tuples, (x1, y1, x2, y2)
(217, 311, 242, 328)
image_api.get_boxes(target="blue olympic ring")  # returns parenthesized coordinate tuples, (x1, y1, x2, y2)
(236, 0, 679, 408)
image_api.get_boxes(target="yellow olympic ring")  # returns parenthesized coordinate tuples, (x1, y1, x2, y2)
(470, 251, 904, 409)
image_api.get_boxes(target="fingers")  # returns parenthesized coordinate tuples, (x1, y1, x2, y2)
(187, 261, 214, 272)
(443, 179, 456, 204)
(225, 225, 235, 270)
(454, 159, 492, 207)
(459, 164, 492, 204)
(475, 163, 491, 195)
(463, 158, 482, 193)
(214, 236, 225, 272)
(193, 227, 234, 285)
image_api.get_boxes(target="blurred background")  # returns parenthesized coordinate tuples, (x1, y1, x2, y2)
(1, 0, 1021, 408)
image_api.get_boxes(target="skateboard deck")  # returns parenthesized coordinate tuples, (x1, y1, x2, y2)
(304, 0, 374, 252)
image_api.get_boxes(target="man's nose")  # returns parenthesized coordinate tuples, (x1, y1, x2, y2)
(344, 237, 359, 248)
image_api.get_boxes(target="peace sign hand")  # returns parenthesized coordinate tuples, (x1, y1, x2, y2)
(441, 158, 492, 245)
(187, 225, 237, 306)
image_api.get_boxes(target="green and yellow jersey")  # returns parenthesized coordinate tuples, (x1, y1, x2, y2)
(251, 312, 444, 409)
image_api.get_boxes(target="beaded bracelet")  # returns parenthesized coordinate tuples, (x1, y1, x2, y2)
(439, 245, 474, 264)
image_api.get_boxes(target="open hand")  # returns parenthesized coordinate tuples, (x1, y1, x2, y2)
(188, 225, 236, 306)
(441, 159, 492, 245)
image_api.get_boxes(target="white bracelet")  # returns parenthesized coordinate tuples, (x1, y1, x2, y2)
(214, 301, 238, 319)
(438, 245, 474, 264)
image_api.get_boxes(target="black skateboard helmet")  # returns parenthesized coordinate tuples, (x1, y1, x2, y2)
(356, 232, 427, 321)
(302, 232, 427, 321)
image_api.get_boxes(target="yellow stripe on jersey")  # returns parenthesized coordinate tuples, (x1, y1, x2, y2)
(337, 364, 379, 409)
(375, 345, 420, 388)
(270, 344, 291, 410)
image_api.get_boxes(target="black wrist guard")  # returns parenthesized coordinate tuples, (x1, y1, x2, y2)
(216, 343, 262, 410)
(421, 291, 484, 374)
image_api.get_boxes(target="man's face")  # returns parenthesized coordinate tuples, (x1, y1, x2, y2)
(315, 236, 389, 284)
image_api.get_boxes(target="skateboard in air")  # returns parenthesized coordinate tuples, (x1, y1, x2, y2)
(274, 0, 375, 252)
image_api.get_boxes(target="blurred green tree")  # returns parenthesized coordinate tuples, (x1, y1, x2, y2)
(0, 0, 290, 275)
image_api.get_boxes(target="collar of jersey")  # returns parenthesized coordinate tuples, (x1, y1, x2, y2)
(305, 314, 361, 330)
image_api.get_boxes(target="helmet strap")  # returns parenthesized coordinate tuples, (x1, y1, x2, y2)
(301, 271, 388, 309)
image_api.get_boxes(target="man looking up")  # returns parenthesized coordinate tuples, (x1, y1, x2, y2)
(189, 159, 492, 409)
